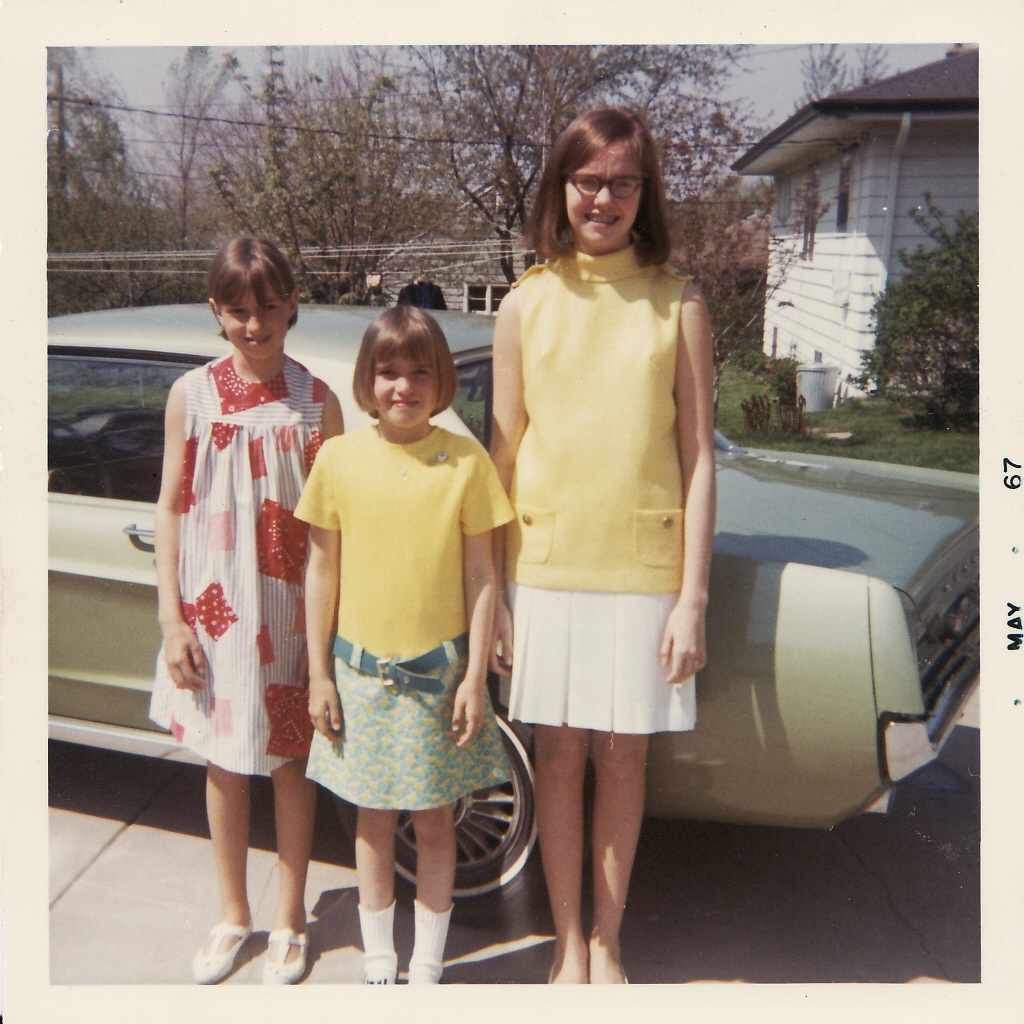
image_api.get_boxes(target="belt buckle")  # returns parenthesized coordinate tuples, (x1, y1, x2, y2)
(376, 658, 395, 686)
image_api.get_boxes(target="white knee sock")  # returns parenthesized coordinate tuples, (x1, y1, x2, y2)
(407, 900, 452, 984)
(358, 902, 397, 984)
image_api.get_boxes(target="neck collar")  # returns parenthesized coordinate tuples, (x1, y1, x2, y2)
(558, 245, 645, 283)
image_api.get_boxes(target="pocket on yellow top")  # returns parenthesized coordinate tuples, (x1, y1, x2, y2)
(514, 505, 555, 564)
(634, 509, 683, 570)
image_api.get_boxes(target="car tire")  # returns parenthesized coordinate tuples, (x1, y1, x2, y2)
(394, 716, 537, 898)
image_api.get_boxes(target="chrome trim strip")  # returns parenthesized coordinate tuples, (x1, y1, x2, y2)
(48, 717, 204, 765)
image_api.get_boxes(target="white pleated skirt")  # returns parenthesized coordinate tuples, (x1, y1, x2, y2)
(507, 583, 696, 735)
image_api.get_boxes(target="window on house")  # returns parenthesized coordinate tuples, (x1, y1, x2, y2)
(836, 150, 854, 233)
(775, 177, 791, 223)
(798, 168, 820, 259)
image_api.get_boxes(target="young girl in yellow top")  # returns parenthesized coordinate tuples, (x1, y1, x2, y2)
(150, 237, 344, 984)
(490, 107, 717, 984)
(297, 306, 513, 984)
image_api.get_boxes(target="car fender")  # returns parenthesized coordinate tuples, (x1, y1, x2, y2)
(645, 560, 909, 827)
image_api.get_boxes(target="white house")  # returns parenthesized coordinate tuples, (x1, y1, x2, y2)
(732, 46, 978, 396)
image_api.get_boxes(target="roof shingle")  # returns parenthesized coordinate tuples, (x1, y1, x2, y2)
(816, 47, 978, 111)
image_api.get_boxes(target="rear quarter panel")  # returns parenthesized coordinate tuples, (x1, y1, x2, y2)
(646, 561, 895, 827)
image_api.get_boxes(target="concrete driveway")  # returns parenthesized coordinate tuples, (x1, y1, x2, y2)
(49, 693, 979, 989)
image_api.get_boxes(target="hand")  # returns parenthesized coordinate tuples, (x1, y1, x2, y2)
(452, 680, 485, 747)
(162, 621, 207, 691)
(489, 597, 514, 677)
(308, 673, 343, 740)
(659, 598, 707, 684)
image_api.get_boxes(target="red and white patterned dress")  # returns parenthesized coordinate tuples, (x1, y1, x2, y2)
(150, 355, 327, 775)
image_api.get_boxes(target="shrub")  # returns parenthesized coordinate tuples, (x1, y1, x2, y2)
(860, 198, 978, 429)
(764, 356, 799, 406)
(729, 344, 770, 375)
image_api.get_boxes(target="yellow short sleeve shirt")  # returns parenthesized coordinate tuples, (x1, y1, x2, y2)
(295, 425, 514, 659)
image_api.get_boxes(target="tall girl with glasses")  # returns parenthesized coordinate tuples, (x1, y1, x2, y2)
(490, 107, 716, 984)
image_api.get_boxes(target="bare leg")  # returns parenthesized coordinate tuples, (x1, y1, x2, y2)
(204, 763, 252, 955)
(534, 723, 590, 983)
(410, 804, 456, 912)
(355, 806, 400, 911)
(587, 731, 647, 984)
(268, 759, 316, 965)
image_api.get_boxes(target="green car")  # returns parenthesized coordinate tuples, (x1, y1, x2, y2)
(48, 304, 979, 896)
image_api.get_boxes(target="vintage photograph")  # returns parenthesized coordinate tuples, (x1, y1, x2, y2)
(2, 3, 1016, 1022)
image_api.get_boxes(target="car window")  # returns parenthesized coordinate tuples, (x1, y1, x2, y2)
(48, 352, 201, 503)
(452, 354, 492, 448)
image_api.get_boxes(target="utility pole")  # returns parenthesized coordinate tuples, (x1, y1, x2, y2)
(53, 63, 68, 199)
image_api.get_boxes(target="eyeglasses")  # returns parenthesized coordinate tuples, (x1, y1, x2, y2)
(567, 174, 644, 199)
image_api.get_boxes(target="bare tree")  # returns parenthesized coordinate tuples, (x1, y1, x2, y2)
(414, 45, 748, 282)
(47, 49, 179, 313)
(150, 47, 237, 246)
(208, 47, 459, 303)
(671, 176, 772, 365)
(797, 44, 890, 106)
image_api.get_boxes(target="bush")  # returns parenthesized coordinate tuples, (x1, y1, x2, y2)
(860, 198, 978, 429)
(764, 357, 799, 406)
(729, 344, 770, 375)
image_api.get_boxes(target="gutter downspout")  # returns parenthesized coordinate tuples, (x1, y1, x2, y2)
(880, 112, 913, 288)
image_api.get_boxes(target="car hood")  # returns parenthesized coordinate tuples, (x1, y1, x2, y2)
(714, 447, 978, 598)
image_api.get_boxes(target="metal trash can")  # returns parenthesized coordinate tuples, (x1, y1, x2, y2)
(797, 364, 840, 411)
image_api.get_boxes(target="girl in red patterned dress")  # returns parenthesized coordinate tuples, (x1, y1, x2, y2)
(149, 238, 344, 985)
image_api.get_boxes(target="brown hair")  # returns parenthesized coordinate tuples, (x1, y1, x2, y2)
(527, 107, 671, 266)
(207, 237, 298, 337)
(352, 306, 458, 418)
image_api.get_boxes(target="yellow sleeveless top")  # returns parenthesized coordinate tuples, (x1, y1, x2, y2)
(506, 245, 691, 593)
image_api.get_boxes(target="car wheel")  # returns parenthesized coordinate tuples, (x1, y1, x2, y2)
(394, 716, 537, 897)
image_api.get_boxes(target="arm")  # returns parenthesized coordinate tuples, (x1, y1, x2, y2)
(660, 281, 717, 683)
(297, 392, 343, 687)
(305, 524, 343, 739)
(155, 377, 206, 691)
(319, 388, 345, 441)
(487, 288, 527, 677)
(451, 529, 498, 747)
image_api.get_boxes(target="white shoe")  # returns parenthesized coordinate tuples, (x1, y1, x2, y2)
(192, 922, 252, 984)
(262, 929, 308, 985)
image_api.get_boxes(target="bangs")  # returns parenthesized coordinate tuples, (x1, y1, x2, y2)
(369, 326, 437, 370)
(564, 129, 646, 178)
(352, 306, 458, 417)
(207, 237, 297, 307)
(210, 260, 293, 307)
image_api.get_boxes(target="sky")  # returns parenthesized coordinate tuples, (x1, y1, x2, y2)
(75, 42, 959, 153)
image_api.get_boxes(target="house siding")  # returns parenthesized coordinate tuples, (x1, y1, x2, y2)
(761, 115, 977, 385)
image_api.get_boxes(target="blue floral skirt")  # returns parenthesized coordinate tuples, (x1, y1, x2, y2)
(306, 654, 509, 810)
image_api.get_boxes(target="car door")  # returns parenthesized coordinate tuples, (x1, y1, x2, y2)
(48, 347, 208, 739)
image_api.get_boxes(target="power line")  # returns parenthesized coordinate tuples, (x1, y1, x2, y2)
(46, 243, 538, 280)
(48, 93, 543, 151)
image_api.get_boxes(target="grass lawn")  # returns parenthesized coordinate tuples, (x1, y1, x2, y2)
(715, 364, 979, 475)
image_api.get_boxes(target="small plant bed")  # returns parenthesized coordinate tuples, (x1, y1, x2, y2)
(716, 363, 978, 475)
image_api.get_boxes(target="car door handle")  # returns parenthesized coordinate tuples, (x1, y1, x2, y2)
(123, 524, 156, 553)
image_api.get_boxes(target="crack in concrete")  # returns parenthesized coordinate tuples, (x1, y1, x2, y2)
(49, 764, 192, 910)
(836, 832, 952, 982)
